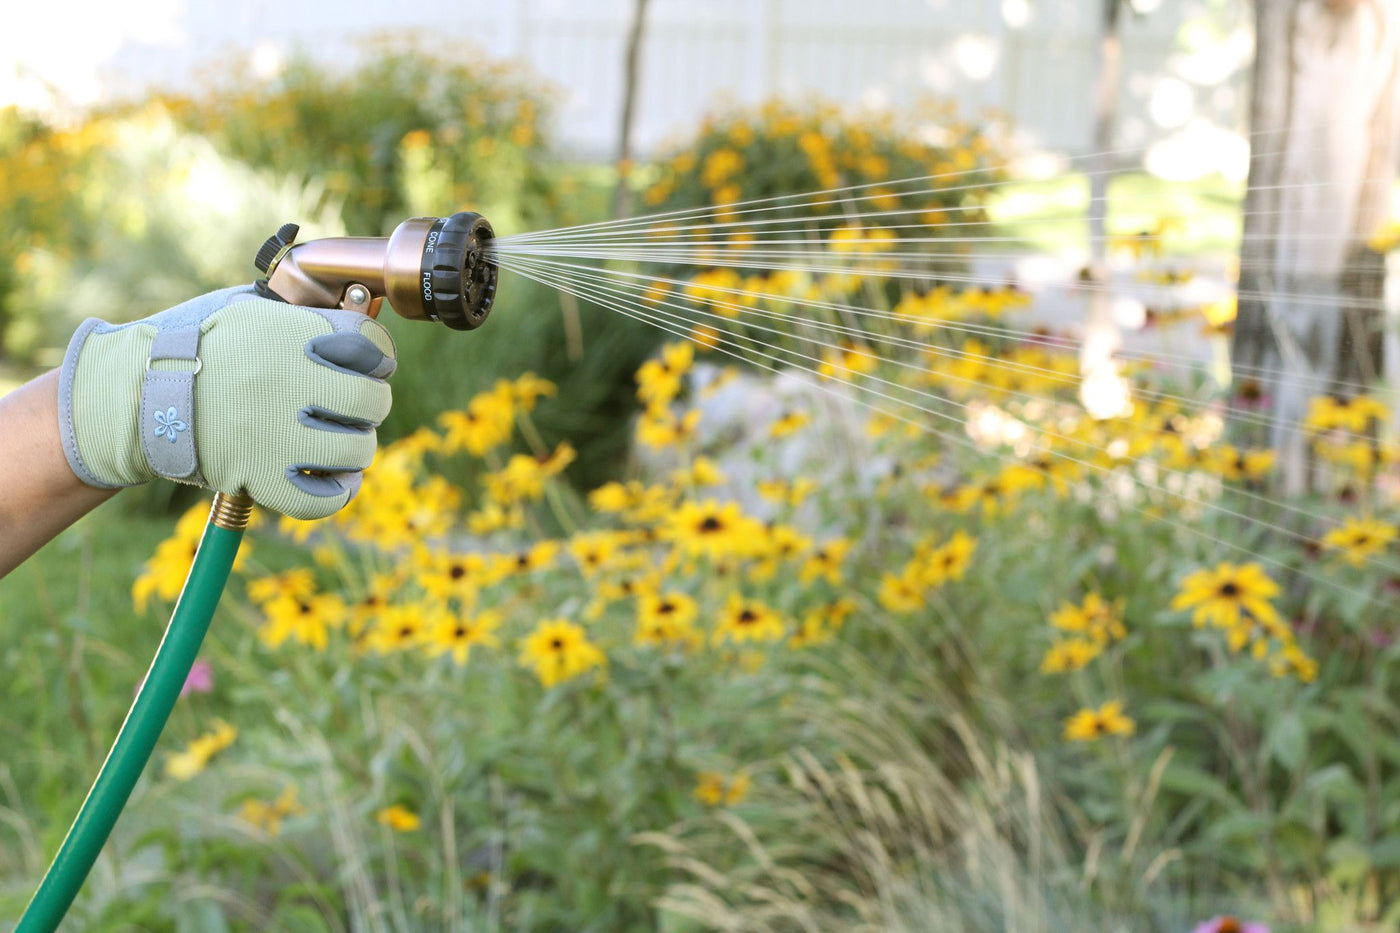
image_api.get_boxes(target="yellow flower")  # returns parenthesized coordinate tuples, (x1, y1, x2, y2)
(417, 550, 485, 601)
(1321, 518, 1397, 567)
(918, 531, 977, 587)
(637, 408, 701, 449)
(713, 594, 786, 645)
(877, 572, 926, 613)
(671, 456, 726, 490)
(701, 148, 745, 188)
(439, 383, 516, 456)
(757, 477, 817, 507)
(376, 805, 421, 832)
(1063, 701, 1135, 742)
(239, 785, 304, 837)
(694, 770, 750, 806)
(636, 341, 694, 407)
(799, 538, 852, 585)
(817, 341, 879, 381)
(635, 591, 700, 647)
(769, 410, 811, 439)
(134, 503, 250, 612)
(246, 568, 318, 607)
(665, 500, 765, 561)
(1170, 562, 1281, 631)
(1304, 394, 1390, 433)
(425, 609, 501, 665)
(165, 719, 237, 781)
(1048, 592, 1126, 645)
(1040, 638, 1102, 673)
(367, 604, 429, 654)
(1269, 643, 1319, 682)
(259, 591, 346, 651)
(567, 531, 630, 577)
(519, 618, 607, 687)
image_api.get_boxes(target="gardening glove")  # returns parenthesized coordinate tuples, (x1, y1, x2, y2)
(58, 285, 397, 520)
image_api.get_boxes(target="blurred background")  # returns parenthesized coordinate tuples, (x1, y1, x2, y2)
(7, 4, 1400, 931)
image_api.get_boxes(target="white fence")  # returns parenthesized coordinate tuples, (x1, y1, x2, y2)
(27, 0, 1250, 161)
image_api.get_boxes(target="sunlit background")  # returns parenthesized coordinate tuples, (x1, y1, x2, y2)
(4, 0, 1250, 177)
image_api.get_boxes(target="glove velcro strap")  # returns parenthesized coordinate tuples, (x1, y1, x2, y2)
(140, 328, 205, 483)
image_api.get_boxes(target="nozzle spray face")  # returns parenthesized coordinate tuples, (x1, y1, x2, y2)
(257, 212, 498, 328)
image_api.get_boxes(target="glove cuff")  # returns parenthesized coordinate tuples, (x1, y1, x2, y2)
(60, 319, 156, 489)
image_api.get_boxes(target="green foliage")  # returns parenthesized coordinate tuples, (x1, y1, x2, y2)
(640, 98, 1005, 244)
(159, 41, 559, 238)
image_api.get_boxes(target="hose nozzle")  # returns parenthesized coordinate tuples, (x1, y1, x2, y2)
(255, 212, 498, 329)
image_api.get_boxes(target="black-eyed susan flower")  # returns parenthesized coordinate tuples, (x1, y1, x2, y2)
(635, 591, 700, 647)
(1321, 517, 1397, 568)
(670, 457, 726, 491)
(165, 719, 237, 780)
(509, 372, 557, 410)
(439, 383, 515, 456)
(1170, 562, 1281, 631)
(246, 568, 318, 607)
(799, 537, 852, 585)
(417, 550, 485, 602)
(259, 591, 347, 651)
(368, 605, 429, 654)
(769, 410, 811, 439)
(694, 770, 750, 806)
(637, 408, 701, 449)
(713, 594, 786, 645)
(567, 531, 630, 577)
(376, 805, 421, 832)
(877, 571, 926, 614)
(238, 785, 304, 837)
(1049, 592, 1126, 645)
(519, 618, 606, 687)
(1063, 700, 1135, 742)
(918, 531, 977, 587)
(1304, 394, 1389, 434)
(757, 477, 817, 507)
(425, 609, 501, 666)
(1268, 643, 1319, 683)
(665, 500, 765, 562)
(817, 340, 879, 381)
(1040, 638, 1102, 673)
(636, 341, 694, 407)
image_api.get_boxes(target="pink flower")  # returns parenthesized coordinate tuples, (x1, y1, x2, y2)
(181, 659, 214, 697)
(135, 658, 214, 698)
(1191, 917, 1269, 933)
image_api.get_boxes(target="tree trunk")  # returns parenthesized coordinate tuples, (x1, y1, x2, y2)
(1233, 0, 1400, 493)
(612, 0, 652, 220)
(1081, 0, 1127, 417)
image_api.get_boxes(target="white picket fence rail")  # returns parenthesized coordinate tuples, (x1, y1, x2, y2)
(27, 0, 1248, 160)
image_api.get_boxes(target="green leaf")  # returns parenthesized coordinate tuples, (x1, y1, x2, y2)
(1268, 710, 1307, 771)
(1159, 760, 1242, 809)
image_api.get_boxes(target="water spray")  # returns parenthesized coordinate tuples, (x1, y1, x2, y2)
(17, 213, 499, 933)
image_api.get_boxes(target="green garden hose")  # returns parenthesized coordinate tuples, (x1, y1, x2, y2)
(16, 493, 254, 933)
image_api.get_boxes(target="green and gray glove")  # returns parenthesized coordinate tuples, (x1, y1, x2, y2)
(59, 285, 396, 520)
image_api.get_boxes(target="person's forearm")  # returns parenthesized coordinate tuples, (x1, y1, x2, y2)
(0, 370, 117, 577)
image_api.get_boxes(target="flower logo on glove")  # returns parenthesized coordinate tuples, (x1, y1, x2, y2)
(153, 407, 188, 444)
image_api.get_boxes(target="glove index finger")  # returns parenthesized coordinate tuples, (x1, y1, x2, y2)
(301, 308, 398, 379)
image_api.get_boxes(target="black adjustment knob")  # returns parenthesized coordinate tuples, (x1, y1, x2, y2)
(419, 212, 496, 330)
(254, 222, 301, 274)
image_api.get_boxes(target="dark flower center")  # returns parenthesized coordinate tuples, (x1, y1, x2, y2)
(699, 516, 724, 533)
(550, 637, 564, 650)
(1219, 582, 1240, 598)
(738, 609, 757, 624)
(453, 626, 468, 638)
(449, 565, 467, 580)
